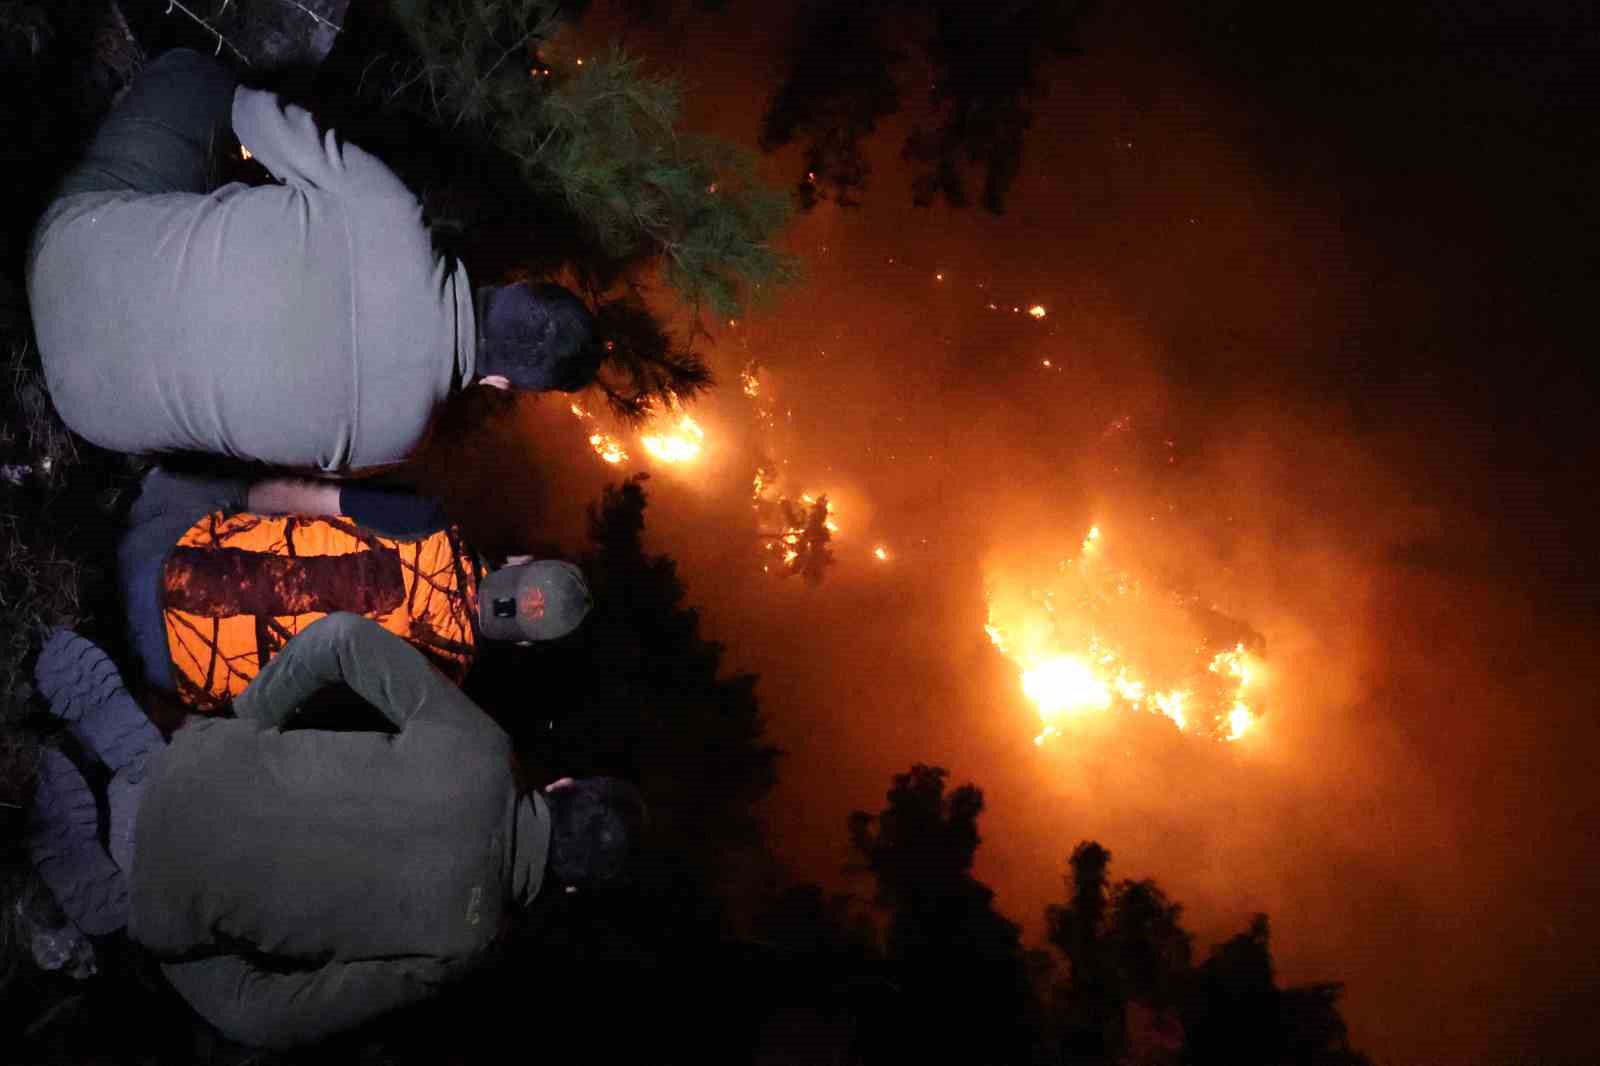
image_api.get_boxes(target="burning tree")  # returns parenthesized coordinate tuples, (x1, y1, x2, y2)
(759, 492, 836, 585)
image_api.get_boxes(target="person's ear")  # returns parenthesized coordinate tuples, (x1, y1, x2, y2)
(479, 374, 511, 391)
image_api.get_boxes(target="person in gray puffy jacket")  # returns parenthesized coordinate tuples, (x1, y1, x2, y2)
(27, 47, 600, 474)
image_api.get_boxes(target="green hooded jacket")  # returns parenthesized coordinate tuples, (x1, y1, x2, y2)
(129, 613, 549, 1048)
(26, 88, 475, 473)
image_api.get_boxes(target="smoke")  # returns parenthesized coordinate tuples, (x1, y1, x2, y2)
(490, 9, 1600, 1064)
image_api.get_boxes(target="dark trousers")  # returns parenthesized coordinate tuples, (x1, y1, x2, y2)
(59, 47, 237, 198)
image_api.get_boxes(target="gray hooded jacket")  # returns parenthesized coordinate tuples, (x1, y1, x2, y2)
(27, 88, 475, 473)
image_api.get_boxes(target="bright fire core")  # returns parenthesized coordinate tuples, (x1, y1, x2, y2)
(985, 525, 1262, 745)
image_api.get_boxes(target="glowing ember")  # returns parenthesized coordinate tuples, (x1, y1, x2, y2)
(640, 414, 706, 464)
(985, 525, 1263, 744)
(1029, 304, 1047, 319)
(874, 546, 890, 561)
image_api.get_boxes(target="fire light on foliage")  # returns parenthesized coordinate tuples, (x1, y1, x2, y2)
(800, 492, 841, 534)
(753, 466, 839, 582)
(985, 525, 1263, 744)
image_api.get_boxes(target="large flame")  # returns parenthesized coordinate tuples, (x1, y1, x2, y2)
(985, 525, 1261, 744)
(641, 414, 706, 464)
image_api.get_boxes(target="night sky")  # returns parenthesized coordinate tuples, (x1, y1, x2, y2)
(458, 4, 1600, 1062)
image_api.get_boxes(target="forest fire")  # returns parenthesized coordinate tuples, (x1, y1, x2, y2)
(640, 413, 706, 464)
(984, 525, 1262, 745)
(570, 404, 705, 468)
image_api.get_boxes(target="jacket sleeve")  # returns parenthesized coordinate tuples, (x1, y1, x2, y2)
(231, 87, 417, 202)
(163, 954, 445, 1050)
(234, 613, 491, 734)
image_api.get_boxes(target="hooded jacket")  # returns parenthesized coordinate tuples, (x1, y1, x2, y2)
(129, 613, 549, 1048)
(26, 87, 475, 473)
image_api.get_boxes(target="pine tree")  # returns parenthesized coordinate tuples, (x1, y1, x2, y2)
(761, 0, 1094, 213)
(371, 0, 798, 417)
(850, 765, 1039, 1064)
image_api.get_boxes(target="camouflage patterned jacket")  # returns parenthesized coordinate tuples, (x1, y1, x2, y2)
(119, 469, 480, 712)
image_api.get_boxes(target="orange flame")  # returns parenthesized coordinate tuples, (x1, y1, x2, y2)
(570, 403, 708, 468)
(640, 414, 706, 465)
(571, 404, 628, 464)
(985, 526, 1262, 744)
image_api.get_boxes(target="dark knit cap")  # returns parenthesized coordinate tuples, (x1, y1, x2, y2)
(476, 282, 600, 392)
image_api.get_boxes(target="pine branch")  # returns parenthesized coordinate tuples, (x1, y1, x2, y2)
(161, 0, 251, 65)
(272, 0, 343, 33)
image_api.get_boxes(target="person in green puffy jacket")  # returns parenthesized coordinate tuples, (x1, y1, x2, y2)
(27, 47, 600, 474)
(26, 615, 644, 1048)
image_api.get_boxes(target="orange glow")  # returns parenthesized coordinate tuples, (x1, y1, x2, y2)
(1029, 304, 1047, 319)
(874, 546, 890, 561)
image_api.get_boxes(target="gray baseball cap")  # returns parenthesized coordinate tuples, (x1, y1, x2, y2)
(477, 560, 593, 643)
